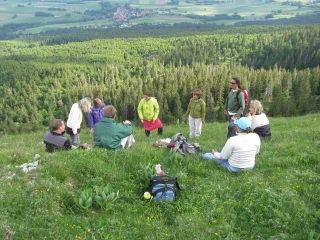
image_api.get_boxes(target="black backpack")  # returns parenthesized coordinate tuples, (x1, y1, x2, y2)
(145, 175, 180, 202)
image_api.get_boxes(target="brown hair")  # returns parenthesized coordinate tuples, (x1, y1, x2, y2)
(193, 88, 202, 98)
(144, 91, 152, 97)
(104, 105, 117, 118)
(51, 119, 64, 131)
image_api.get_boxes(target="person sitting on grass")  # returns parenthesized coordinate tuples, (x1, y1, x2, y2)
(93, 105, 135, 149)
(246, 100, 272, 140)
(44, 119, 89, 153)
(201, 117, 261, 172)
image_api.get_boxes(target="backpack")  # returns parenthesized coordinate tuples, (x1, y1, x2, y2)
(146, 175, 180, 202)
(230, 89, 249, 109)
(169, 133, 201, 156)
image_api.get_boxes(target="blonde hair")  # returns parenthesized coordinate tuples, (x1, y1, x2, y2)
(250, 100, 263, 116)
(104, 105, 117, 118)
(78, 97, 91, 113)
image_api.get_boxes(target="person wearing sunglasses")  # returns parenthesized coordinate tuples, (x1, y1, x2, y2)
(223, 77, 245, 139)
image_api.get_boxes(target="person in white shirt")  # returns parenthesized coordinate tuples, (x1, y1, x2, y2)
(66, 97, 91, 147)
(246, 100, 272, 140)
(201, 117, 261, 172)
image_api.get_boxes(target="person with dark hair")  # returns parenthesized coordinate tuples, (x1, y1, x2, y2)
(44, 119, 89, 152)
(182, 88, 206, 138)
(138, 91, 163, 137)
(66, 97, 91, 147)
(94, 105, 135, 149)
(223, 77, 245, 139)
(88, 98, 106, 134)
(201, 117, 261, 172)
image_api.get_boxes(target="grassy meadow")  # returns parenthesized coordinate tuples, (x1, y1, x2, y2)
(0, 114, 319, 239)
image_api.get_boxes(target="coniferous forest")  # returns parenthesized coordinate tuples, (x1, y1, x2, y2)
(0, 24, 319, 133)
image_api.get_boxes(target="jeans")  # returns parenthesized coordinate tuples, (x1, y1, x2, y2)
(70, 134, 80, 147)
(201, 153, 254, 172)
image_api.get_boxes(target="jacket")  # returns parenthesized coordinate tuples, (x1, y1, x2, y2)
(184, 98, 206, 122)
(94, 117, 133, 149)
(66, 103, 82, 134)
(225, 89, 245, 117)
(88, 103, 106, 129)
(138, 97, 160, 121)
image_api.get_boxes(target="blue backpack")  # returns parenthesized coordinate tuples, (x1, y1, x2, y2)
(146, 175, 180, 202)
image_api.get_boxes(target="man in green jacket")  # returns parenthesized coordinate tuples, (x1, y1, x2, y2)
(224, 77, 245, 139)
(94, 105, 135, 149)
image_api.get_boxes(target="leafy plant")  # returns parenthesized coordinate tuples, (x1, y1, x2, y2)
(74, 188, 93, 211)
(94, 184, 119, 211)
(167, 149, 184, 169)
(136, 163, 157, 186)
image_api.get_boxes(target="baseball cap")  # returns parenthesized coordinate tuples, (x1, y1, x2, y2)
(234, 117, 251, 131)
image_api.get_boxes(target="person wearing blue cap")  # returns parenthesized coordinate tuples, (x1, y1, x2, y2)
(201, 117, 261, 172)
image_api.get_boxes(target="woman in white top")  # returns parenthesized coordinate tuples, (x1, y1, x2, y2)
(66, 97, 91, 147)
(246, 100, 272, 140)
(202, 117, 261, 172)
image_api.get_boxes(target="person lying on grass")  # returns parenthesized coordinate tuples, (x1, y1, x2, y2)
(201, 117, 261, 172)
(44, 119, 89, 153)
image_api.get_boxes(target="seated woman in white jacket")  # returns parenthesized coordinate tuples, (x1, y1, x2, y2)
(246, 100, 272, 140)
(202, 117, 261, 172)
(66, 97, 91, 147)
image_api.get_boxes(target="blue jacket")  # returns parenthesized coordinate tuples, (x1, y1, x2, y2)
(88, 103, 106, 129)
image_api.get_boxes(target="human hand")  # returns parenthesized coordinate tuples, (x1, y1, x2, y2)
(212, 149, 218, 154)
(245, 113, 251, 117)
(140, 119, 144, 124)
(90, 129, 94, 134)
(81, 143, 89, 149)
(123, 120, 131, 125)
(231, 116, 237, 121)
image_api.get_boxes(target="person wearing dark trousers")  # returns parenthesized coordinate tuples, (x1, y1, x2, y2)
(223, 77, 245, 139)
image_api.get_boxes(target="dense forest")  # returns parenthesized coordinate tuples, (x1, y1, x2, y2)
(0, 24, 319, 133)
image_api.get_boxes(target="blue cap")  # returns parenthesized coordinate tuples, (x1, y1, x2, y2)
(234, 117, 251, 131)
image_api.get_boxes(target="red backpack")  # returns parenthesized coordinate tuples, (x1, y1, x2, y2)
(233, 89, 249, 109)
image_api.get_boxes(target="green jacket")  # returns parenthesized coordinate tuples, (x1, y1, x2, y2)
(225, 89, 245, 117)
(93, 118, 133, 149)
(138, 97, 160, 121)
(184, 98, 206, 122)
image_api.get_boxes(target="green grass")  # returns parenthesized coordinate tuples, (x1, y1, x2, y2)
(0, 114, 320, 239)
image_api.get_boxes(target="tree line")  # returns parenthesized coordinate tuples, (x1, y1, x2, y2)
(0, 26, 319, 133)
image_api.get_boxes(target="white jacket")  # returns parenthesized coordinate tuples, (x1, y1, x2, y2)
(66, 103, 82, 134)
(214, 132, 261, 168)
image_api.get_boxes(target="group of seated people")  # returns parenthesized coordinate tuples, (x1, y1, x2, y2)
(44, 100, 271, 173)
(44, 105, 134, 153)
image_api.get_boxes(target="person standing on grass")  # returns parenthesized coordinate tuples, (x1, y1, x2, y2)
(44, 119, 89, 153)
(94, 105, 135, 149)
(138, 91, 163, 137)
(66, 97, 91, 147)
(246, 100, 272, 140)
(182, 88, 206, 138)
(201, 117, 260, 172)
(88, 98, 106, 134)
(224, 77, 245, 139)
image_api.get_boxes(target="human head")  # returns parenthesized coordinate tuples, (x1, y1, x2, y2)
(144, 91, 152, 101)
(249, 100, 263, 116)
(94, 98, 102, 108)
(231, 77, 241, 90)
(78, 97, 91, 113)
(193, 89, 202, 99)
(51, 119, 65, 133)
(234, 117, 253, 133)
(104, 105, 117, 118)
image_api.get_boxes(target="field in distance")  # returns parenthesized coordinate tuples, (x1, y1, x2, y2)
(0, 0, 318, 34)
